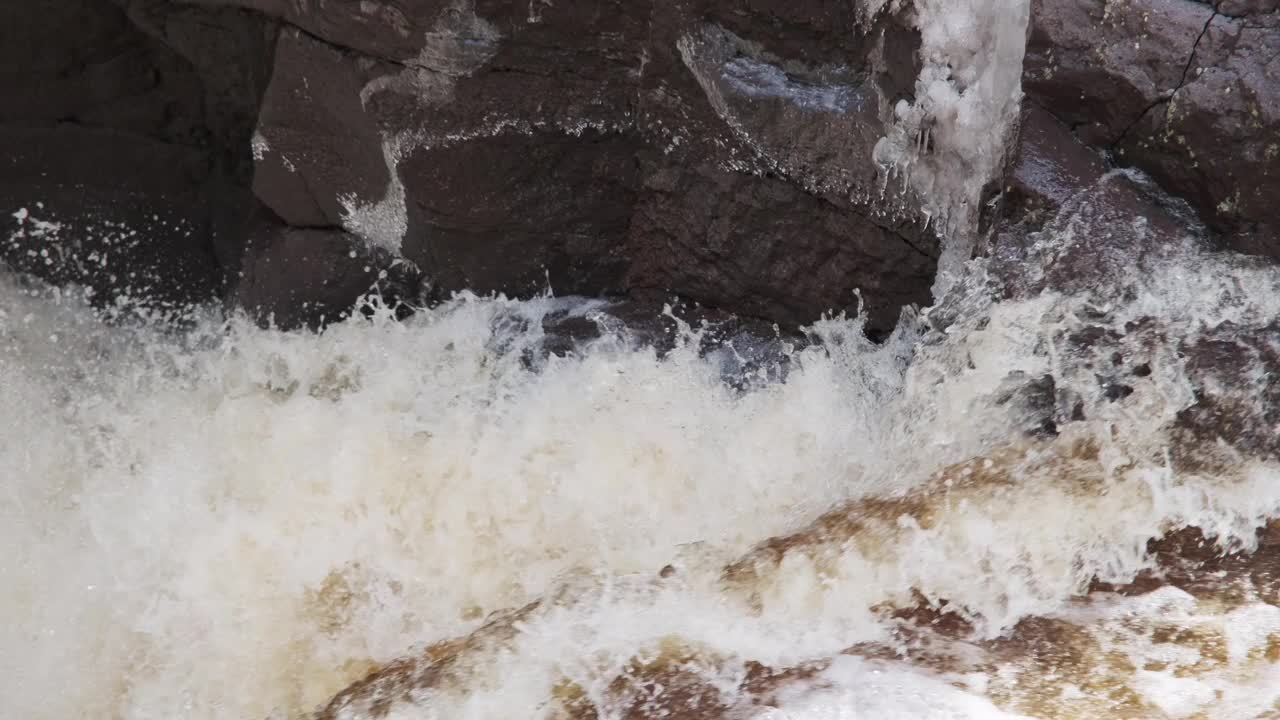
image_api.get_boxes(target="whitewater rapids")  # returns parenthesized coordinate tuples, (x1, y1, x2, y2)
(5, 210, 1280, 719)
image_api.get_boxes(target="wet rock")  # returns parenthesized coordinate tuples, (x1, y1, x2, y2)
(990, 169, 1205, 300)
(0, 0, 206, 142)
(1089, 521, 1280, 601)
(1, 127, 222, 313)
(0, 0, 958, 334)
(107, 0, 279, 182)
(107, 0, 280, 278)
(1022, 0, 1280, 258)
(319, 617, 818, 720)
(249, 28, 392, 231)
(993, 372, 1061, 438)
(403, 131, 644, 300)
(1024, 0, 1214, 147)
(538, 296, 769, 357)
(626, 163, 935, 333)
(1173, 321, 1280, 463)
(0, 0, 276, 310)
(984, 159, 1280, 453)
(229, 211, 422, 330)
(533, 293, 804, 388)
(998, 106, 1108, 233)
(8, 0, 1274, 338)
(242, 0, 939, 334)
(1221, 0, 1280, 13)
(984, 153, 1280, 463)
(1114, 7, 1280, 257)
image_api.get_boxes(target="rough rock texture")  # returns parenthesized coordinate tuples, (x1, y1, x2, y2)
(1, 0, 944, 332)
(241, 1, 938, 333)
(986, 160, 1280, 467)
(229, 210, 421, 328)
(1021, 0, 1280, 257)
(991, 170, 1203, 299)
(987, 1, 1280, 460)
(1173, 320, 1280, 463)
(3, 0, 1278, 334)
(997, 106, 1108, 235)
(0, 0, 277, 312)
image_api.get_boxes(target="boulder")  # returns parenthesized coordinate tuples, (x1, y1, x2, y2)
(1116, 6, 1280, 256)
(242, 0, 940, 333)
(1173, 321, 1280, 463)
(985, 161, 1280, 465)
(3, 0, 1038, 333)
(990, 170, 1203, 299)
(1, 128, 223, 314)
(997, 105, 1108, 234)
(0, 0, 277, 311)
(1022, 0, 1280, 257)
(10, 0, 1276, 337)
(228, 210, 421, 329)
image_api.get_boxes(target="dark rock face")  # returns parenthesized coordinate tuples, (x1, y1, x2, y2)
(977, 168, 1205, 441)
(985, 139, 1280, 465)
(991, 169, 1204, 300)
(229, 211, 421, 329)
(1, 127, 221, 313)
(986, 2, 1280, 463)
(0, 0, 277, 313)
(1022, 0, 1280, 257)
(532, 293, 807, 391)
(2, 0, 1276, 335)
(401, 131, 643, 300)
(625, 164, 933, 331)
(1174, 321, 1280, 463)
(2, 0, 940, 332)
(243, 1, 938, 333)
(997, 106, 1107, 234)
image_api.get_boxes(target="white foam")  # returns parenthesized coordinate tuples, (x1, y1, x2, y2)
(251, 131, 270, 162)
(338, 134, 409, 253)
(0, 277, 907, 718)
(7, 222, 1280, 718)
(758, 656, 1033, 720)
(1030, 586, 1280, 720)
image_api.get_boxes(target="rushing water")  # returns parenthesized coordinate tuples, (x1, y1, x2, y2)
(6, 194, 1280, 719)
(6, 1, 1280, 716)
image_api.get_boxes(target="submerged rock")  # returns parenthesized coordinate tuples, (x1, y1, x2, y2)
(312, 430, 1280, 720)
